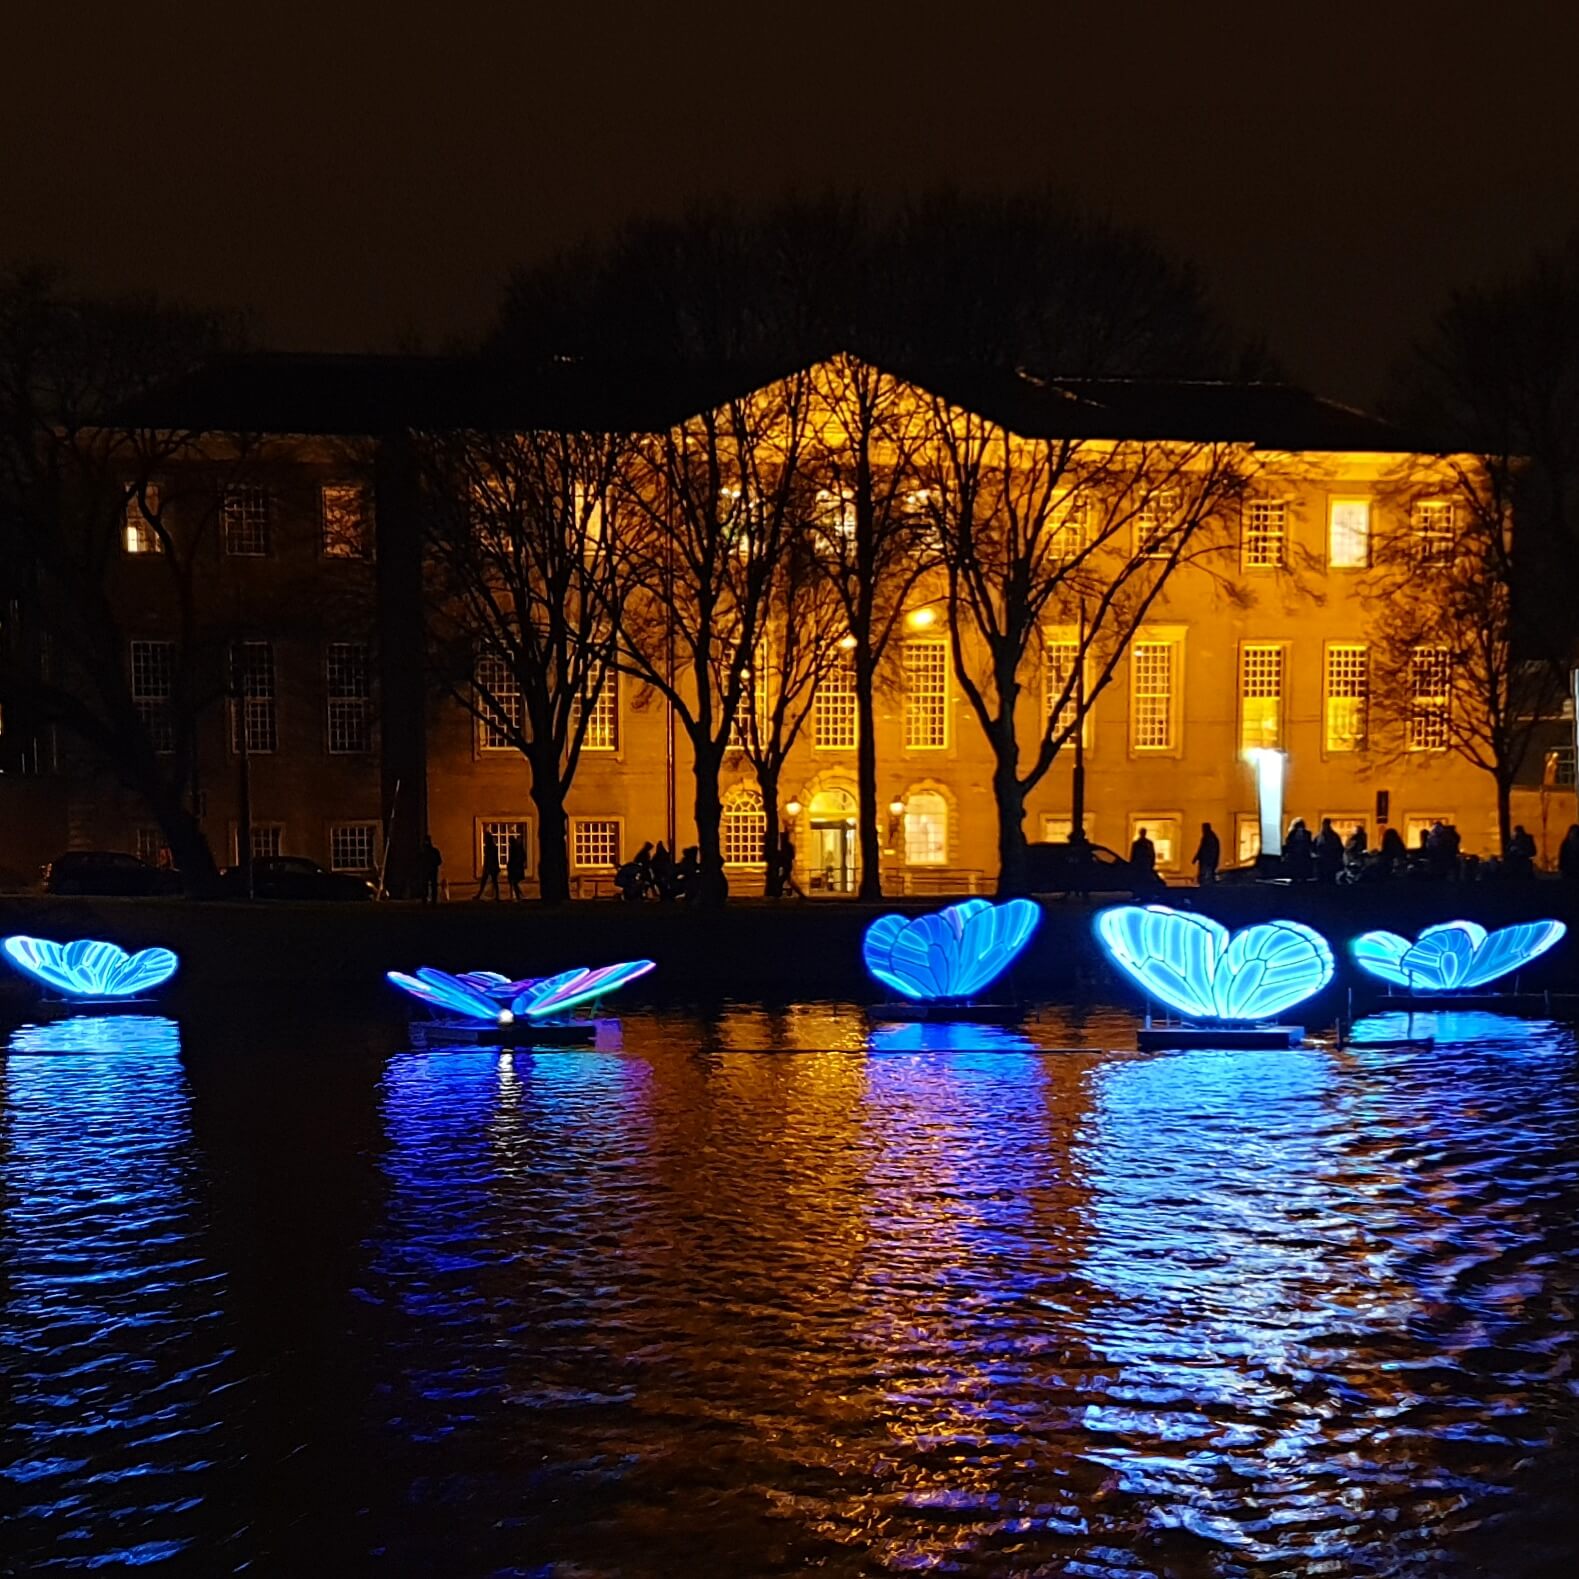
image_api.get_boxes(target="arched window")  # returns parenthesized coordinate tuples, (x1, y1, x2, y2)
(721, 785, 767, 868)
(904, 791, 948, 866)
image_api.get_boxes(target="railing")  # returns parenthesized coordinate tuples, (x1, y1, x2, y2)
(897, 867, 985, 896)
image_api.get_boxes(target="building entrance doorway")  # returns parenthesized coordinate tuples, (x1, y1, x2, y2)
(807, 787, 858, 893)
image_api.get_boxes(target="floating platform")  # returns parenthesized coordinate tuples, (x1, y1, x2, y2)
(1136, 1023, 1305, 1050)
(1363, 991, 1579, 1012)
(409, 1017, 611, 1048)
(868, 1001, 1026, 1024)
(23, 996, 162, 1018)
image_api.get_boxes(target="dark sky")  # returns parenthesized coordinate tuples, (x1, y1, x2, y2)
(5, 1, 1577, 405)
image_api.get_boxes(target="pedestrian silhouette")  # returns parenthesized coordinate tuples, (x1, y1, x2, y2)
(421, 835, 442, 905)
(506, 835, 527, 900)
(476, 836, 500, 900)
(1129, 827, 1156, 880)
(1192, 821, 1219, 886)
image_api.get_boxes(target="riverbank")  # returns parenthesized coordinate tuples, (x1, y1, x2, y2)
(2, 882, 1576, 1008)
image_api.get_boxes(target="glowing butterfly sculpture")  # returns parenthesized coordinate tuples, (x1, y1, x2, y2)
(1, 935, 180, 1000)
(863, 899, 1040, 1002)
(387, 961, 656, 1024)
(1096, 905, 1333, 1023)
(1351, 920, 1565, 993)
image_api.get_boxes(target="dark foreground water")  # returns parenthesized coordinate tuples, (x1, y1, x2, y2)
(1, 1004, 1576, 1577)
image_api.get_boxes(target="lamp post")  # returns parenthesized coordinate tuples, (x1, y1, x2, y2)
(1071, 596, 1087, 838)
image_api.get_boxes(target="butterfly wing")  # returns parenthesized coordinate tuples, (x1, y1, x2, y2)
(1457, 920, 1566, 990)
(949, 899, 1041, 997)
(1096, 905, 1225, 1020)
(387, 967, 503, 1021)
(100, 946, 179, 997)
(862, 912, 944, 1000)
(517, 960, 656, 1018)
(1214, 920, 1333, 1021)
(1350, 930, 1415, 989)
(1401, 922, 1488, 991)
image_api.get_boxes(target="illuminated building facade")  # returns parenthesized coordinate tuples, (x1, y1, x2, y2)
(1, 352, 1569, 894)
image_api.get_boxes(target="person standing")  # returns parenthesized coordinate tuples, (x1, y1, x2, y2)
(1506, 824, 1537, 879)
(421, 835, 442, 905)
(1192, 821, 1220, 886)
(652, 841, 675, 900)
(1284, 818, 1313, 881)
(476, 835, 501, 901)
(1316, 818, 1344, 884)
(1129, 827, 1156, 883)
(506, 835, 527, 900)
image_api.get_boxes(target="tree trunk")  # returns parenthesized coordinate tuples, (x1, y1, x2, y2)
(992, 753, 1030, 899)
(530, 765, 571, 903)
(758, 763, 783, 897)
(854, 652, 883, 899)
(692, 742, 727, 905)
(150, 781, 220, 896)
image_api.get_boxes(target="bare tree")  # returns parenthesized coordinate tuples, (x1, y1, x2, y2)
(0, 266, 242, 891)
(413, 425, 629, 902)
(613, 371, 815, 903)
(918, 392, 1245, 895)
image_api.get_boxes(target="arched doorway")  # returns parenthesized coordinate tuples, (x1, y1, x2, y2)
(807, 786, 858, 894)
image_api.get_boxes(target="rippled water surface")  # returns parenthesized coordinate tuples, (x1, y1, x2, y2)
(2, 1003, 1576, 1576)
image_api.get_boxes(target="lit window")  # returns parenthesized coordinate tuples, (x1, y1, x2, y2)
(1041, 815, 1074, 844)
(1328, 497, 1370, 568)
(1322, 813, 1368, 844)
(134, 827, 169, 867)
(1134, 490, 1181, 558)
(330, 822, 377, 873)
(130, 639, 175, 753)
(1044, 635, 1085, 744)
(1403, 813, 1451, 849)
(728, 658, 769, 751)
(230, 642, 277, 754)
(1409, 645, 1451, 750)
(1235, 813, 1261, 865)
(325, 642, 370, 753)
(321, 484, 373, 558)
(1128, 815, 1181, 871)
(1324, 643, 1369, 752)
(1130, 640, 1177, 752)
(475, 654, 521, 750)
(721, 785, 768, 868)
(222, 487, 270, 557)
(1239, 643, 1284, 750)
(1412, 500, 1455, 565)
(239, 824, 283, 861)
(479, 819, 532, 876)
(124, 485, 162, 554)
(815, 487, 856, 546)
(902, 639, 949, 748)
(814, 660, 857, 750)
(1242, 500, 1288, 568)
(570, 818, 621, 871)
(573, 675, 619, 751)
(903, 791, 948, 865)
(1050, 492, 1088, 560)
(575, 484, 607, 562)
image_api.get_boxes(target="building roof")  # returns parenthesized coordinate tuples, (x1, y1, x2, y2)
(114, 350, 1429, 453)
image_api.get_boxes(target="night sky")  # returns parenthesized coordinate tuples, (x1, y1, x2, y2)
(5, 1, 1576, 404)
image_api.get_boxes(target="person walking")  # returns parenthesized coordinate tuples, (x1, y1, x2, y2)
(1559, 824, 1579, 882)
(1192, 821, 1220, 886)
(652, 841, 675, 900)
(476, 835, 500, 900)
(1129, 826, 1156, 883)
(778, 828, 801, 897)
(1315, 818, 1344, 884)
(421, 835, 442, 905)
(506, 835, 527, 900)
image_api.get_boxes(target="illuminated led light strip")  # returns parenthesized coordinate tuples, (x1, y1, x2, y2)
(2, 935, 179, 999)
(862, 899, 1040, 1001)
(1351, 919, 1565, 992)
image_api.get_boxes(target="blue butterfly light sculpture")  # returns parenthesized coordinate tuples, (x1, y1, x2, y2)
(863, 899, 1040, 1002)
(1351, 920, 1565, 993)
(387, 961, 656, 1025)
(1097, 905, 1334, 1023)
(2, 935, 180, 1000)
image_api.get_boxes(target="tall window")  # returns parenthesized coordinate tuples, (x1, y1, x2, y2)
(134, 827, 169, 867)
(480, 820, 532, 876)
(321, 484, 373, 558)
(1325, 643, 1369, 752)
(570, 818, 620, 871)
(1130, 640, 1177, 752)
(1049, 492, 1088, 560)
(1134, 489, 1181, 558)
(902, 639, 949, 748)
(815, 486, 856, 546)
(1328, 497, 1371, 568)
(814, 661, 857, 749)
(1412, 500, 1455, 565)
(1235, 813, 1262, 865)
(1239, 643, 1284, 750)
(903, 790, 948, 865)
(573, 675, 619, 751)
(1044, 635, 1084, 743)
(1242, 500, 1288, 568)
(721, 784, 767, 867)
(222, 487, 270, 557)
(1128, 814, 1182, 872)
(330, 823, 377, 873)
(325, 641, 370, 753)
(124, 485, 162, 554)
(130, 639, 175, 754)
(727, 652, 768, 750)
(246, 824, 284, 860)
(1409, 645, 1451, 750)
(475, 655, 521, 749)
(230, 642, 277, 754)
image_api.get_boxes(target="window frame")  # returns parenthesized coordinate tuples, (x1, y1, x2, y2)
(229, 640, 278, 755)
(1407, 645, 1451, 751)
(129, 638, 176, 754)
(123, 483, 163, 555)
(1128, 812, 1183, 873)
(320, 482, 374, 560)
(1323, 641, 1370, 754)
(1241, 498, 1289, 570)
(476, 817, 534, 879)
(1129, 634, 1182, 755)
(569, 816, 623, 872)
(902, 790, 949, 867)
(1327, 495, 1371, 569)
(475, 654, 522, 752)
(721, 785, 769, 869)
(221, 485, 271, 558)
(328, 821, 379, 874)
(1238, 641, 1286, 752)
(901, 637, 950, 750)
(325, 640, 372, 754)
(1043, 628, 1090, 749)
(573, 672, 620, 753)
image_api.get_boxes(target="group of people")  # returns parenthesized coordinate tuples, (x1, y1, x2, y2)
(614, 841, 699, 902)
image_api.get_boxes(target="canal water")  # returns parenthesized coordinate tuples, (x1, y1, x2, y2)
(1, 1004, 1575, 1576)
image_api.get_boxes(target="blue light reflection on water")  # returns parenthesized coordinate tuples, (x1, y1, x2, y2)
(0, 1016, 229, 1571)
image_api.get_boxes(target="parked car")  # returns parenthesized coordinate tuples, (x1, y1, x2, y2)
(43, 849, 181, 897)
(221, 855, 375, 902)
(1025, 840, 1168, 897)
